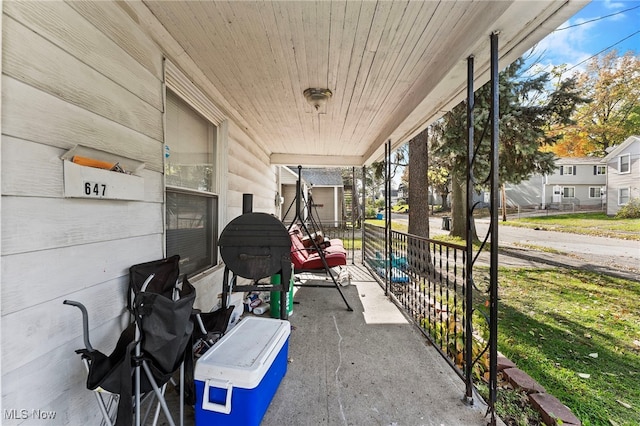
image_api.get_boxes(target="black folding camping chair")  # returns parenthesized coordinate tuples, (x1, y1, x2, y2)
(65, 255, 196, 426)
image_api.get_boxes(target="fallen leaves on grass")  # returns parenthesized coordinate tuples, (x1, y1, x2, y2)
(616, 400, 632, 409)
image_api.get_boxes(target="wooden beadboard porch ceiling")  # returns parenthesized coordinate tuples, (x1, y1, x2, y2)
(142, 1, 587, 167)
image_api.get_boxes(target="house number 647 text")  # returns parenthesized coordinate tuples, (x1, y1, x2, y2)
(84, 182, 107, 197)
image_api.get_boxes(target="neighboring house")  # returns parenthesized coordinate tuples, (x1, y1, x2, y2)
(279, 166, 309, 224)
(397, 184, 449, 207)
(602, 135, 640, 216)
(505, 157, 607, 210)
(378, 187, 399, 204)
(545, 158, 607, 210)
(503, 174, 545, 208)
(281, 167, 344, 227)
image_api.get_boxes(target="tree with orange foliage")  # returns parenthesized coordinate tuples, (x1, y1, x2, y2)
(562, 50, 640, 155)
(544, 129, 597, 157)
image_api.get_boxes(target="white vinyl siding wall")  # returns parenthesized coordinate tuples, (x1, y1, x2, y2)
(1, 2, 278, 424)
(1, 3, 165, 423)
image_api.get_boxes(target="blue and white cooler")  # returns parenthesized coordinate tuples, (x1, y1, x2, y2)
(194, 316, 291, 425)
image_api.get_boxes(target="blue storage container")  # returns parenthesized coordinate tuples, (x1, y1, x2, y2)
(194, 316, 290, 426)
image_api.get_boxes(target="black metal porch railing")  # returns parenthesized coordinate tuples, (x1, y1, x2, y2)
(353, 34, 500, 425)
(303, 219, 493, 417)
(362, 224, 490, 401)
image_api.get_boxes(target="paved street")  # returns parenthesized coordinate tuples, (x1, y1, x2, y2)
(392, 213, 640, 280)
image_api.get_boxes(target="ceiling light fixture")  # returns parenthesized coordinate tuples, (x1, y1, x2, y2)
(303, 88, 332, 111)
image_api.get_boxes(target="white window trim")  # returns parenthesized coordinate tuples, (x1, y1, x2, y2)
(562, 186, 575, 198)
(164, 59, 229, 268)
(588, 187, 601, 199)
(619, 153, 631, 174)
(562, 165, 575, 175)
(618, 187, 630, 205)
(596, 165, 606, 175)
(165, 60, 225, 126)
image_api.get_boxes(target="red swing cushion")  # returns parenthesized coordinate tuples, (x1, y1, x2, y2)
(289, 232, 347, 271)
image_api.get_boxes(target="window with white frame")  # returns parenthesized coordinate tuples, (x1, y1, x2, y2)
(619, 154, 630, 174)
(589, 187, 602, 198)
(595, 165, 606, 175)
(562, 187, 575, 198)
(618, 187, 630, 205)
(165, 90, 218, 276)
(561, 165, 575, 175)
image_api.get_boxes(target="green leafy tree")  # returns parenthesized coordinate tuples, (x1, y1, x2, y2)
(361, 167, 384, 218)
(370, 144, 408, 215)
(432, 58, 588, 239)
(427, 161, 452, 210)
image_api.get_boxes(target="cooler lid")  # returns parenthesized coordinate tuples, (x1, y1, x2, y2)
(195, 316, 290, 388)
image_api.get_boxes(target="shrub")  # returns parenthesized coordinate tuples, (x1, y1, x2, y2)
(365, 206, 377, 218)
(616, 197, 640, 218)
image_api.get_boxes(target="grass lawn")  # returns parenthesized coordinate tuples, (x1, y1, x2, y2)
(498, 268, 640, 426)
(504, 212, 640, 241)
(365, 219, 408, 232)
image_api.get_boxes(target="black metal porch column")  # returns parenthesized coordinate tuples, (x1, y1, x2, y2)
(488, 31, 500, 426)
(352, 166, 356, 264)
(384, 141, 390, 295)
(361, 165, 366, 265)
(464, 54, 475, 405)
(387, 140, 392, 295)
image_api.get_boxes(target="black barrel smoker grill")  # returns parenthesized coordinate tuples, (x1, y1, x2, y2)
(218, 212, 292, 319)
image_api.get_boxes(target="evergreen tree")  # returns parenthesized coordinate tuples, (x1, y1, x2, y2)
(431, 58, 588, 239)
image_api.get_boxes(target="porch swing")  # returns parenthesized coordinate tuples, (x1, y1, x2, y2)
(286, 165, 353, 311)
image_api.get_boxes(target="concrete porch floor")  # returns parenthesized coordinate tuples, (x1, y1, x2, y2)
(260, 264, 498, 426)
(152, 264, 500, 426)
